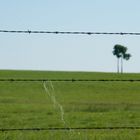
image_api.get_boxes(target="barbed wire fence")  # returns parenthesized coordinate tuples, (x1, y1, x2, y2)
(0, 29, 140, 131)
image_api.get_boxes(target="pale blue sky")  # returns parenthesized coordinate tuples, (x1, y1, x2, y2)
(0, 0, 140, 72)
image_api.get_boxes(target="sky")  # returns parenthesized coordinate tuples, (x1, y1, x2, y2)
(0, 0, 140, 72)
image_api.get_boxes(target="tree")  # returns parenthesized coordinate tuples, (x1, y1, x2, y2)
(113, 44, 131, 73)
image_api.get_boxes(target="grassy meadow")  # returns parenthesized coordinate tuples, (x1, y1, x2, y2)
(0, 70, 140, 139)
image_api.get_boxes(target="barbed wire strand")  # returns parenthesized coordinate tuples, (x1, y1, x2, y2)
(0, 126, 140, 132)
(1, 30, 140, 35)
(0, 79, 139, 82)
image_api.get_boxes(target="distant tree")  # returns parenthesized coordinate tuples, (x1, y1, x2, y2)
(113, 44, 131, 73)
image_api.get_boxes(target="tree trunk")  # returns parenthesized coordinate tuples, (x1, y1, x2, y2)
(117, 58, 119, 73)
(121, 56, 123, 73)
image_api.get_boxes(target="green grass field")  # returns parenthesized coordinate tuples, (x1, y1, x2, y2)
(0, 70, 140, 139)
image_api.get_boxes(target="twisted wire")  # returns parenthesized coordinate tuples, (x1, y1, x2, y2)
(0, 30, 140, 35)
